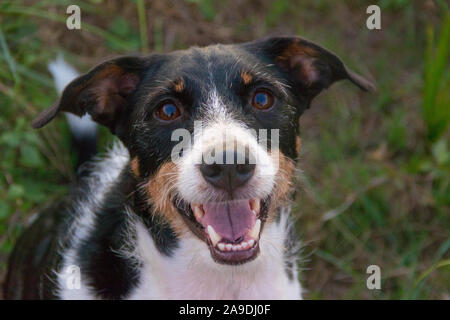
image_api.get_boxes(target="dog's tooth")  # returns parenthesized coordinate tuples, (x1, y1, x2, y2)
(249, 199, 261, 214)
(248, 239, 255, 247)
(241, 241, 249, 249)
(226, 244, 232, 251)
(218, 243, 226, 251)
(248, 219, 261, 239)
(232, 245, 238, 251)
(192, 204, 204, 220)
(207, 225, 221, 247)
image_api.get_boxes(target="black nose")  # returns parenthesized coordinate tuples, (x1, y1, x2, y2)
(200, 151, 255, 193)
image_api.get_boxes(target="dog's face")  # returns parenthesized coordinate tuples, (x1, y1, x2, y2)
(33, 36, 373, 265)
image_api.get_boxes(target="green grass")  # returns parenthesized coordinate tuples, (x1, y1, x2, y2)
(423, 14, 450, 142)
(0, 0, 449, 299)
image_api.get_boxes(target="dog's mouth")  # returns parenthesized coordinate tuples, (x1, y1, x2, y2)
(174, 198, 269, 265)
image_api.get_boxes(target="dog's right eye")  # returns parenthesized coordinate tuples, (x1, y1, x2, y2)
(154, 101, 182, 122)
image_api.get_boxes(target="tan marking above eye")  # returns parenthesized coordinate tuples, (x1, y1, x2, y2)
(241, 71, 253, 85)
(173, 78, 185, 93)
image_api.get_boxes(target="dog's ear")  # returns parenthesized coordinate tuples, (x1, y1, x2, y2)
(243, 36, 375, 99)
(32, 56, 148, 132)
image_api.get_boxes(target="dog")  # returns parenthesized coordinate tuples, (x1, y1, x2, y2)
(4, 36, 374, 299)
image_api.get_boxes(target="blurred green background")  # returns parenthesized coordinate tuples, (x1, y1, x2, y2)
(0, 0, 448, 299)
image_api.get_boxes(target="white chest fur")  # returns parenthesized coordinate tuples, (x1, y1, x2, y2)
(126, 216, 302, 300)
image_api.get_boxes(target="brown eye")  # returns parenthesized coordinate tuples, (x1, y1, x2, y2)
(251, 89, 274, 110)
(155, 101, 181, 121)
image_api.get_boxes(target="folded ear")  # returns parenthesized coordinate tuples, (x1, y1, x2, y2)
(32, 56, 148, 132)
(243, 36, 375, 99)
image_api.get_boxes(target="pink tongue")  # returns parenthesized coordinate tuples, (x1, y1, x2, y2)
(201, 200, 256, 242)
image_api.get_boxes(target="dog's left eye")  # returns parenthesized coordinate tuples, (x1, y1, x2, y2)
(251, 89, 274, 110)
(154, 101, 182, 122)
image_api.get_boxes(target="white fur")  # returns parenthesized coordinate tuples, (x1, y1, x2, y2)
(56, 142, 129, 299)
(48, 55, 78, 94)
(126, 208, 302, 300)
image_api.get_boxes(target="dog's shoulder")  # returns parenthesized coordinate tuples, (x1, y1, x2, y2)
(4, 142, 134, 299)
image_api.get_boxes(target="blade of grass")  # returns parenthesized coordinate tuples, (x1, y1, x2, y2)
(322, 176, 388, 221)
(0, 28, 20, 88)
(136, 0, 149, 54)
(414, 259, 450, 288)
(423, 14, 450, 142)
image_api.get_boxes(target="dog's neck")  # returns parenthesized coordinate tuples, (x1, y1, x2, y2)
(125, 205, 302, 299)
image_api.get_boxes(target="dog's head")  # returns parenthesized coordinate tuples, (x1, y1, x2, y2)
(33, 36, 374, 265)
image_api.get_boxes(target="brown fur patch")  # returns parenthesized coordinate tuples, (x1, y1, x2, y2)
(266, 150, 296, 223)
(130, 157, 140, 177)
(56, 64, 125, 116)
(276, 41, 318, 67)
(276, 41, 319, 86)
(241, 71, 253, 85)
(76, 65, 139, 127)
(146, 161, 189, 236)
(173, 78, 185, 93)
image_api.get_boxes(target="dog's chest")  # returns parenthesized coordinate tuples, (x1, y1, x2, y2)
(126, 222, 301, 300)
